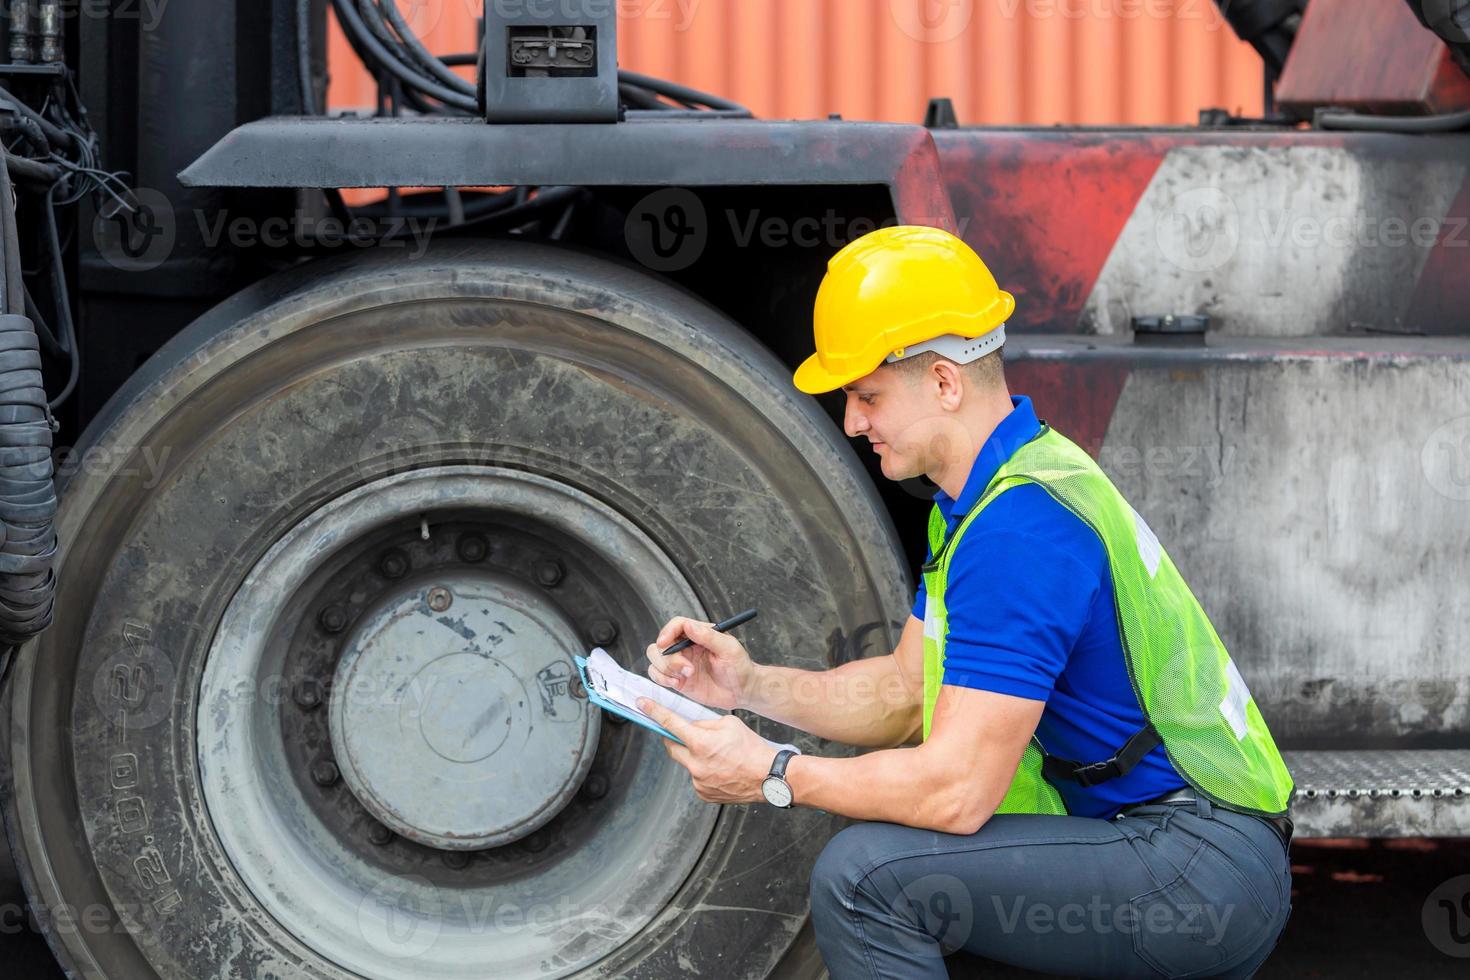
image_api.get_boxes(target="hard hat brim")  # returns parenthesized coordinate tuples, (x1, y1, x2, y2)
(793, 352, 866, 395)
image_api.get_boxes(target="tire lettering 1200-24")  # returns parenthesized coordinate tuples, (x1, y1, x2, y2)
(110, 621, 183, 917)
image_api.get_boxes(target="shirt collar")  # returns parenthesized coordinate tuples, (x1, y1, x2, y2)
(933, 395, 1043, 521)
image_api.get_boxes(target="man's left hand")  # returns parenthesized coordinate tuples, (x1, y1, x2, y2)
(635, 697, 774, 805)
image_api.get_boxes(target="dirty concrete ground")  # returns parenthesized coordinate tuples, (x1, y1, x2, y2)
(5, 840, 1468, 977)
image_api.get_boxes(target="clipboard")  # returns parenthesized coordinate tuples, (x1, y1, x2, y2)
(574, 654, 687, 744)
(574, 648, 800, 755)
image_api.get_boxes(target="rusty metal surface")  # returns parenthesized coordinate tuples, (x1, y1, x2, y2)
(935, 128, 1470, 337)
(1284, 750, 1470, 837)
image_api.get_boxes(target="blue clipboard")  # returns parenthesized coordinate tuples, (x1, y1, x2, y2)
(574, 654, 685, 745)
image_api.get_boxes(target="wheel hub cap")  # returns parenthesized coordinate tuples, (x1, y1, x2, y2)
(330, 574, 598, 849)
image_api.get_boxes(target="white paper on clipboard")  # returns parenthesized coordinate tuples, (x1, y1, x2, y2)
(581, 647, 800, 755)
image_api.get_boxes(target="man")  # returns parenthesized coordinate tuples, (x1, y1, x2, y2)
(636, 226, 1294, 979)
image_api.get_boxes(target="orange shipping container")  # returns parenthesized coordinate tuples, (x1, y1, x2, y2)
(328, 0, 1264, 125)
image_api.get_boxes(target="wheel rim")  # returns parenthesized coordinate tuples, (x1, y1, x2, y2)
(198, 465, 716, 978)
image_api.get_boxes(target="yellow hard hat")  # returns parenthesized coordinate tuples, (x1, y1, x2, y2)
(793, 225, 1015, 395)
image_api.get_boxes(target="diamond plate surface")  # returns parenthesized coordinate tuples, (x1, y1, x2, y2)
(1282, 750, 1470, 838)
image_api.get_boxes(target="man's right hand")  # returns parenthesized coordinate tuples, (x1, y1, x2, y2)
(645, 616, 757, 711)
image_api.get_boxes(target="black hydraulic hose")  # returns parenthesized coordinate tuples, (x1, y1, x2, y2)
(5, 153, 61, 185)
(296, 0, 316, 114)
(334, 4, 749, 119)
(1317, 106, 1470, 132)
(0, 92, 74, 153)
(372, 0, 473, 95)
(40, 184, 77, 410)
(618, 82, 669, 111)
(443, 185, 582, 234)
(21, 282, 65, 360)
(0, 146, 59, 666)
(0, 189, 18, 318)
(329, 0, 477, 111)
(617, 70, 750, 114)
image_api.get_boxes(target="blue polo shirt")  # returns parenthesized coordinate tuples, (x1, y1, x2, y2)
(912, 395, 1186, 819)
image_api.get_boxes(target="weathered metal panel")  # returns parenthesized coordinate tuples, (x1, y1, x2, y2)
(1008, 334, 1470, 749)
(935, 129, 1470, 337)
(179, 116, 957, 229)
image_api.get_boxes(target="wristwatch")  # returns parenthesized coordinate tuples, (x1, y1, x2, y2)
(761, 749, 797, 808)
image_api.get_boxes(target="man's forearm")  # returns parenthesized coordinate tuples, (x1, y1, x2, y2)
(783, 745, 991, 835)
(740, 655, 919, 749)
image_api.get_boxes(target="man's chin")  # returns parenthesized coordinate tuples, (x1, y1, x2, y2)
(878, 455, 918, 482)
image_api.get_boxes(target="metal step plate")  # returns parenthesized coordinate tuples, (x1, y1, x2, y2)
(1283, 750, 1470, 838)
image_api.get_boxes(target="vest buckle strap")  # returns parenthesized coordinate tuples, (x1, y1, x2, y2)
(1039, 723, 1163, 789)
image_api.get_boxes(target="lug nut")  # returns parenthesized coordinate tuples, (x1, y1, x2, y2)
(582, 773, 609, 801)
(318, 605, 348, 634)
(293, 681, 322, 710)
(535, 559, 565, 588)
(442, 851, 470, 870)
(590, 619, 619, 645)
(311, 760, 340, 787)
(570, 677, 587, 700)
(457, 534, 489, 563)
(427, 586, 452, 612)
(379, 549, 409, 579)
(368, 823, 394, 846)
(524, 832, 549, 853)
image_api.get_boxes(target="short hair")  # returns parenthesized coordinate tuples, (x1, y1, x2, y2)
(885, 346, 1005, 390)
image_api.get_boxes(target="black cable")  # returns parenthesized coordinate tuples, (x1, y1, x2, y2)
(296, 0, 317, 114)
(447, 185, 582, 234)
(40, 183, 77, 410)
(336, 7, 749, 120)
(618, 82, 669, 111)
(339, 0, 472, 109)
(5, 154, 61, 185)
(21, 282, 65, 359)
(372, 0, 473, 95)
(329, 0, 477, 111)
(0, 158, 19, 317)
(0, 92, 74, 153)
(1316, 106, 1470, 133)
(617, 70, 749, 114)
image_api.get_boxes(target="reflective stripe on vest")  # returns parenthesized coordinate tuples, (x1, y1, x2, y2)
(920, 426, 1294, 818)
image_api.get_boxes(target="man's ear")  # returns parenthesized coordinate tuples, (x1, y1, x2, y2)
(932, 359, 965, 410)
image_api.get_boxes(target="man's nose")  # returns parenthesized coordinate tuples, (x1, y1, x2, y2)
(843, 398, 866, 439)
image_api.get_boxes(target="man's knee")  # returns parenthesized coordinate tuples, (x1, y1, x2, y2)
(809, 823, 891, 916)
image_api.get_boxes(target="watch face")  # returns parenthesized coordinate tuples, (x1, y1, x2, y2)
(762, 776, 793, 808)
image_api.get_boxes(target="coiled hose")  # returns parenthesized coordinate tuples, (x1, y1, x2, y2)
(0, 147, 59, 678)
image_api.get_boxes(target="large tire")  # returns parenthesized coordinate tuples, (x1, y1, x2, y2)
(2, 241, 908, 979)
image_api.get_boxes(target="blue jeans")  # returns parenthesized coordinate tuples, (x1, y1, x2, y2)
(809, 793, 1292, 979)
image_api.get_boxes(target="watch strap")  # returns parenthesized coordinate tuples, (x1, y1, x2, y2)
(769, 748, 796, 780)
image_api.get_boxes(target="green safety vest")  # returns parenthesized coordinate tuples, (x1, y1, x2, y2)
(921, 425, 1294, 818)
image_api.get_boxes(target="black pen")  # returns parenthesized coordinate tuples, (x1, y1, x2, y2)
(659, 608, 758, 657)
